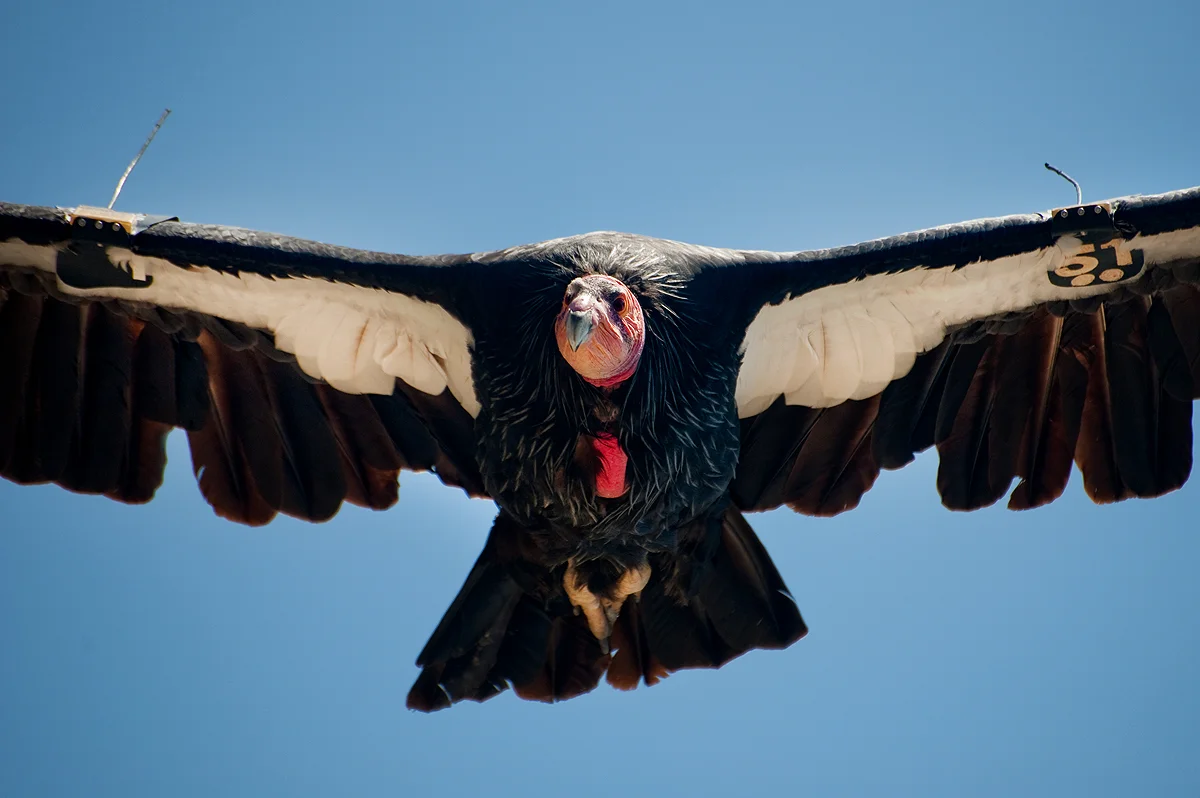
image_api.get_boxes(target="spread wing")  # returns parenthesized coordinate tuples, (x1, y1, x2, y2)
(0, 203, 487, 525)
(731, 188, 1200, 516)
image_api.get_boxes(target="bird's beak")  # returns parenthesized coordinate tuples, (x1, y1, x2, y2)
(564, 309, 595, 351)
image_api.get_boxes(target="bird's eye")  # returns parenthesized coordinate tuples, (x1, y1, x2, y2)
(612, 295, 627, 314)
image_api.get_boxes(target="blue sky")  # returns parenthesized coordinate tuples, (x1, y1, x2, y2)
(3, 1, 1200, 795)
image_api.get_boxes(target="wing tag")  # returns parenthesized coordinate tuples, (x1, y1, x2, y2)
(1048, 203, 1144, 288)
(57, 206, 153, 290)
(1050, 202, 1115, 237)
(64, 205, 141, 235)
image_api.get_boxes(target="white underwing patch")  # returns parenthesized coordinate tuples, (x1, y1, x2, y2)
(0, 239, 60, 272)
(7, 217, 1200, 425)
(0, 239, 480, 416)
(735, 225, 1200, 417)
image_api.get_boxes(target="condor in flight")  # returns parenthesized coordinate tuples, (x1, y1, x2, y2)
(2, 188, 1198, 711)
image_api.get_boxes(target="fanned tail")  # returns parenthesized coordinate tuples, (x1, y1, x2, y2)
(407, 507, 807, 711)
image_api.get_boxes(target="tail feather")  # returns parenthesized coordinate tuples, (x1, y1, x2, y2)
(509, 606, 609, 704)
(407, 507, 807, 711)
(634, 508, 806, 674)
(607, 600, 669, 690)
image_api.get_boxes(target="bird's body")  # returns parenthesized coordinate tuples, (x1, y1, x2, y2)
(468, 233, 741, 549)
(4, 192, 1200, 710)
(436, 234, 762, 659)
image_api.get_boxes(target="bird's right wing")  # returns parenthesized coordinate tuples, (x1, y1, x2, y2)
(0, 202, 488, 525)
(730, 187, 1200, 516)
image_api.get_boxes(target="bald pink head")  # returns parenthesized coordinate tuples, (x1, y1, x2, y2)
(554, 275, 645, 387)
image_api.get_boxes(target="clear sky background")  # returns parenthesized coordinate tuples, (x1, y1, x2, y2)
(3, 1, 1200, 796)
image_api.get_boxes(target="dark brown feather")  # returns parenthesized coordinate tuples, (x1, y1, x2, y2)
(1147, 297, 1195, 402)
(61, 303, 134, 494)
(107, 419, 171, 504)
(173, 338, 209, 431)
(187, 344, 277, 526)
(398, 385, 485, 495)
(31, 299, 84, 481)
(936, 343, 1003, 511)
(692, 508, 807, 653)
(1155, 388, 1194, 498)
(983, 320, 1052, 496)
(1009, 316, 1086, 510)
(607, 600, 669, 691)
(511, 613, 611, 704)
(731, 399, 823, 510)
(784, 397, 881, 517)
(409, 508, 803, 710)
(638, 509, 806, 674)
(0, 264, 481, 522)
(1006, 313, 1063, 510)
(368, 391, 443, 471)
(131, 322, 179, 426)
(1065, 314, 1129, 503)
(744, 278, 1198, 517)
(197, 333, 284, 513)
(316, 388, 402, 511)
(936, 320, 1052, 510)
(1161, 285, 1200, 399)
(933, 337, 990, 445)
(3, 298, 83, 484)
(873, 341, 953, 469)
(259, 359, 346, 522)
(731, 396, 881, 517)
(0, 291, 44, 474)
(1103, 300, 1157, 495)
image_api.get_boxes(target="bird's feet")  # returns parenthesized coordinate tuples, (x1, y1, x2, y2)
(563, 559, 651, 653)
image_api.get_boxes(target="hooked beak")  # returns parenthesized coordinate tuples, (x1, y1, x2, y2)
(564, 309, 595, 351)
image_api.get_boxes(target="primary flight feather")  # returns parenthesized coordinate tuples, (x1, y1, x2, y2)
(2, 189, 1198, 710)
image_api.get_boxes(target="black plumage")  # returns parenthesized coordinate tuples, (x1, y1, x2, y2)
(2, 188, 1200, 711)
(0, 289, 44, 474)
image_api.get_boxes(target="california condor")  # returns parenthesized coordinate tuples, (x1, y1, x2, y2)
(2, 189, 1199, 710)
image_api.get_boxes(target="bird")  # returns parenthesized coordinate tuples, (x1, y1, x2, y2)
(2, 187, 1198, 711)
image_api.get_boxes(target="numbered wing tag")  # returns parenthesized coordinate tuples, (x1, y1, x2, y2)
(1048, 202, 1145, 288)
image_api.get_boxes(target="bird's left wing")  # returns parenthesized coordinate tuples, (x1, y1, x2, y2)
(731, 187, 1200, 515)
(0, 203, 487, 525)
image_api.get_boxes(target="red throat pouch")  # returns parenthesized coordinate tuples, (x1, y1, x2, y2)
(590, 432, 628, 498)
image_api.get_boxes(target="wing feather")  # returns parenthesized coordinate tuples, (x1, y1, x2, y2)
(1162, 284, 1200, 398)
(317, 387, 403, 511)
(26, 297, 84, 481)
(871, 340, 952, 470)
(0, 204, 486, 525)
(1007, 314, 1075, 511)
(0, 288, 43, 473)
(735, 189, 1200, 517)
(936, 343, 1004, 510)
(68, 303, 136, 494)
(1074, 314, 1132, 504)
(731, 396, 881, 516)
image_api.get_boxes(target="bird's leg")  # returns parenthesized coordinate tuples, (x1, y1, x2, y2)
(563, 559, 652, 652)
